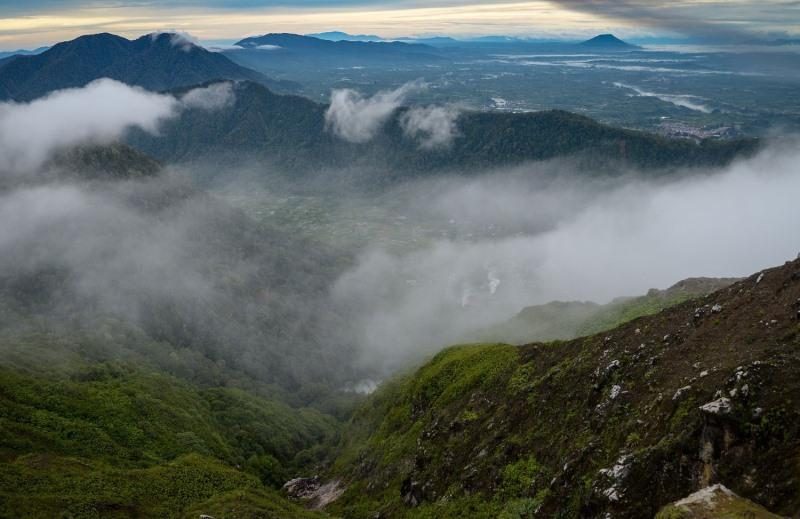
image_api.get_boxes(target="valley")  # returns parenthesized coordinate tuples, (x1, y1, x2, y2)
(0, 8, 798, 518)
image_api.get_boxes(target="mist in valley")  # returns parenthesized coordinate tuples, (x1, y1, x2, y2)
(326, 137, 800, 373)
(1, 77, 798, 392)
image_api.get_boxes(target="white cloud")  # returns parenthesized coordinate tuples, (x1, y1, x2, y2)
(325, 80, 425, 143)
(0, 79, 178, 173)
(180, 82, 236, 111)
(400, 105, 460, 148)
(150, 31, 199, 52)
(0, 79, 237, 174)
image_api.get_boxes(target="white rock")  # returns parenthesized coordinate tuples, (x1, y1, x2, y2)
(673, 385, 692, 401)
(699, 397, 732, 415)
(674, 484, 734, 507)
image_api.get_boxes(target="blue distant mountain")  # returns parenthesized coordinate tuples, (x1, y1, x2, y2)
(227, 33, 446, 70)
(0, 46, 48, 60)
(307, 31, 384, 42)
(580, 34, 639, 50)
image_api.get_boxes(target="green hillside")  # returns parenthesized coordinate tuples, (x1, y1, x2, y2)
(327, 260, 800, 517)
(0, 364, 334, 518)
(128, 80, 759, 183)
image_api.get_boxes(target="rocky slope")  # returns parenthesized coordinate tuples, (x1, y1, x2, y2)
(488, 277, 740, 344)
(326, 258, 800, 517)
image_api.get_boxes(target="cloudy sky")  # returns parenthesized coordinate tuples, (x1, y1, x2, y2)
(0, 0, 798, 49)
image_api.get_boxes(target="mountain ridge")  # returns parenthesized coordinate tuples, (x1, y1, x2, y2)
(0, 32, 296, 101)
(127, 79, 759, 181)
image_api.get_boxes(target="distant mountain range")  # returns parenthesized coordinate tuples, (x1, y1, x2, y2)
(224, 33, 446, 72)
(0, 33, 296, 101)
(0, 46, 48, 61)
(128, 80, 758, 183)
(307, 31, 384, 42)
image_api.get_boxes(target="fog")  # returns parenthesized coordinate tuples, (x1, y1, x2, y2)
(334, 142, 800, 373)
(0, 80, 352, 393)
(3, 78, 799, 390)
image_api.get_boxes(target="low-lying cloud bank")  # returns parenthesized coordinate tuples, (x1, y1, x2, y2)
(334, 142, 800, 373)
(0, 79, 234, 173)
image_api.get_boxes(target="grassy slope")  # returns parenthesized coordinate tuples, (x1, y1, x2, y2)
(0, 363, 335, 517)
(329, 260, 800, 518)
(488, 278, 739, 344)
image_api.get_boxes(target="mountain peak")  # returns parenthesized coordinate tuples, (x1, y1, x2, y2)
(580, 33, 637, 49)
(0, 31, 290, 102)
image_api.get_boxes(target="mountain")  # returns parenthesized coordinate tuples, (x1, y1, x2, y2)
(307, 31, 384, 42)
(46, 143, 162, 180)
(127, 80, 759, 182)
(225, 33, 446, 71)
(0, 46, 48, 60)
(396, 36, 462, 46)
(580, 33, 639, 50)
(0, 33, 296, 101)
(325, 257, 800, 517)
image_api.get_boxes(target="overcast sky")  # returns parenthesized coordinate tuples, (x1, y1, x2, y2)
(0, 0, 798, 49)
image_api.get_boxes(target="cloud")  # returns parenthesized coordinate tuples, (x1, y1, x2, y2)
(613, 82, 712, 113)
(325, 81, 425, 143)
(0, 79, 178, 173)
(180, 82, 236, 111)
(334, 142, 800, 373)
(0, 79, 237, 174)
(550, 0, 766, 43)
(149, 31, 200, 52)
(400, 105, 460, 148)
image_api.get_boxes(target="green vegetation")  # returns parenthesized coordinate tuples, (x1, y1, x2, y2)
(129, 80, 759, 181)
(329, 262, 800, 517)
(0, 363, 339, 517)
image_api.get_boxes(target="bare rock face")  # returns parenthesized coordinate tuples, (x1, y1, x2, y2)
(283, 476, 344, 509)
(655, 484, 783, 518)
